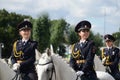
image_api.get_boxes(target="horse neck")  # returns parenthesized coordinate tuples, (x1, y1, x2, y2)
(52, 54, 80, 80)
(94, 55, 106, 71)
(0, 59, 15, 80)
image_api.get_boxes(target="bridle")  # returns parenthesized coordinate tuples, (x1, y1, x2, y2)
(38, 60, 56, 80)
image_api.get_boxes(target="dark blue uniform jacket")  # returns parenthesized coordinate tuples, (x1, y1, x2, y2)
(70, 39, 96, 76)
(11, 39, 38, 73)
(101, 47, 120, 74)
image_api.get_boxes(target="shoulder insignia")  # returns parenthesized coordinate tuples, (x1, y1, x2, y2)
(71, 44, 81, 59)
(13, 40, 24, 58)
(101, 48, 105, 59)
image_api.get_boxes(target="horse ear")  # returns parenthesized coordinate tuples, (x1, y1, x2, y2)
(50, 44, 54, 55)
(46, 48, 51, 56)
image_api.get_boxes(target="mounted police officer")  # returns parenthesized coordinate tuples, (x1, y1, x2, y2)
(11, 19, 38, 80)
(70, 20, 98, 80)
(101, 34, 120, 80)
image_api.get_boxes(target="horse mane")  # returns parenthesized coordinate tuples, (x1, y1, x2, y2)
(51, 54, 79, 80)
(94, 55, 106, 71)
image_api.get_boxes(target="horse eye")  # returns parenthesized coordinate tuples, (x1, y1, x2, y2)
(46, 69, 50, 72)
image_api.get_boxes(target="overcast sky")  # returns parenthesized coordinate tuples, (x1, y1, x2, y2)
(0, 0, 120, 35)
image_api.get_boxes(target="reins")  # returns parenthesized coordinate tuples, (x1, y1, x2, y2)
(11, 69, 22, 80)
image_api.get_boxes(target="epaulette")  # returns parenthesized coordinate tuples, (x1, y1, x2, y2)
(101, 47, 105, 59)
(13, 40, 24, 58)
(71, 43, 81, 59)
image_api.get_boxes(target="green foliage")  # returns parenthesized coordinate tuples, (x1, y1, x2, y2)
(56, 44, 66, 57)
(112, 32, 120, 47)
(32, 14, 50, 53)
(89, 32, 103, 55)
(89, 32, 103, 47)
(50, 19, 69, 52)
(68, 27, 79, 44)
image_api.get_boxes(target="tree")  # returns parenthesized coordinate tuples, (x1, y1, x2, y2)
(89, 32, 103, 55)
(67, 27, 79, 44)
(50, 19, 69, 53)
(112, 32, 120, 47)
(32, 14, 50, 53)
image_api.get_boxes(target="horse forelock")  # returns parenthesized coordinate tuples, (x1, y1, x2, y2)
(37, 52, 54, 80)
(38, 52, 52, 64)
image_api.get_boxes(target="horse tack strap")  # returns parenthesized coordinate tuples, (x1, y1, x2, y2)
(38, 61, 53, 65)
(11, 70, 22, 80)
(76, 75, 81, 80)
(49, 65, 55, 80)
(76, 75, 79, 80)
(49, 61, 56, 80)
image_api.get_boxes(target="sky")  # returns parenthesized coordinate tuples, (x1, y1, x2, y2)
(0, 0, 120, 35)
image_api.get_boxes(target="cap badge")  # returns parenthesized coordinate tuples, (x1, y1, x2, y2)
(85, 25, 87, 28)
(25, 25, 28, 28)
(106, 38, 109, 40)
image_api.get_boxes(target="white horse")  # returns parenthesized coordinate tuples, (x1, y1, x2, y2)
(36, 47, 115, 80)
(94, 55, 106, 71)
(0, 59, 16, 80)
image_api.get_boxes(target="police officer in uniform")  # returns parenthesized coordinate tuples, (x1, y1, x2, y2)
(11, 20, 38, 80)
(101, 34, 120, 80)
(70, 20, 98, 80)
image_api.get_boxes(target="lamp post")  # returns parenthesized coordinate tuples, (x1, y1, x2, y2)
(118, 27, 120, 48)
(0, 43, 4, 58)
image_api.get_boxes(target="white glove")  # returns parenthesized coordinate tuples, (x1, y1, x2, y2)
(12, 63, 20, 71)
(76, 71, 84, 77)
(102, 57, 106, 64)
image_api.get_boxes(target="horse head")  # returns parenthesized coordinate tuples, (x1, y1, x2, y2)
(36, 45, 55, 80)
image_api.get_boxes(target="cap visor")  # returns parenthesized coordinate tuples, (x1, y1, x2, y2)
(19, 27, 31, 31)
(78, 28, 90, 32)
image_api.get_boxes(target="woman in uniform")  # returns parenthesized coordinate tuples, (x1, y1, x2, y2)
(11, 20, 38, 80)
(101, 34, 120, 80)
(70, 20, 98, 80)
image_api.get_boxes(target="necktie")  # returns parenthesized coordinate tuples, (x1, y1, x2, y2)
(23, 41, 26, 45)
(108, 48, 111, 55)
(80, 42, 84, 47)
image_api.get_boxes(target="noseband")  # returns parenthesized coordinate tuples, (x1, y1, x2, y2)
(38, 60, 56, 80)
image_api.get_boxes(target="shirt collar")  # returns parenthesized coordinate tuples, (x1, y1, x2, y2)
(80, 40, 86, 43)
(107, 46, 112, 50)
(22, 39, 28, 43)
